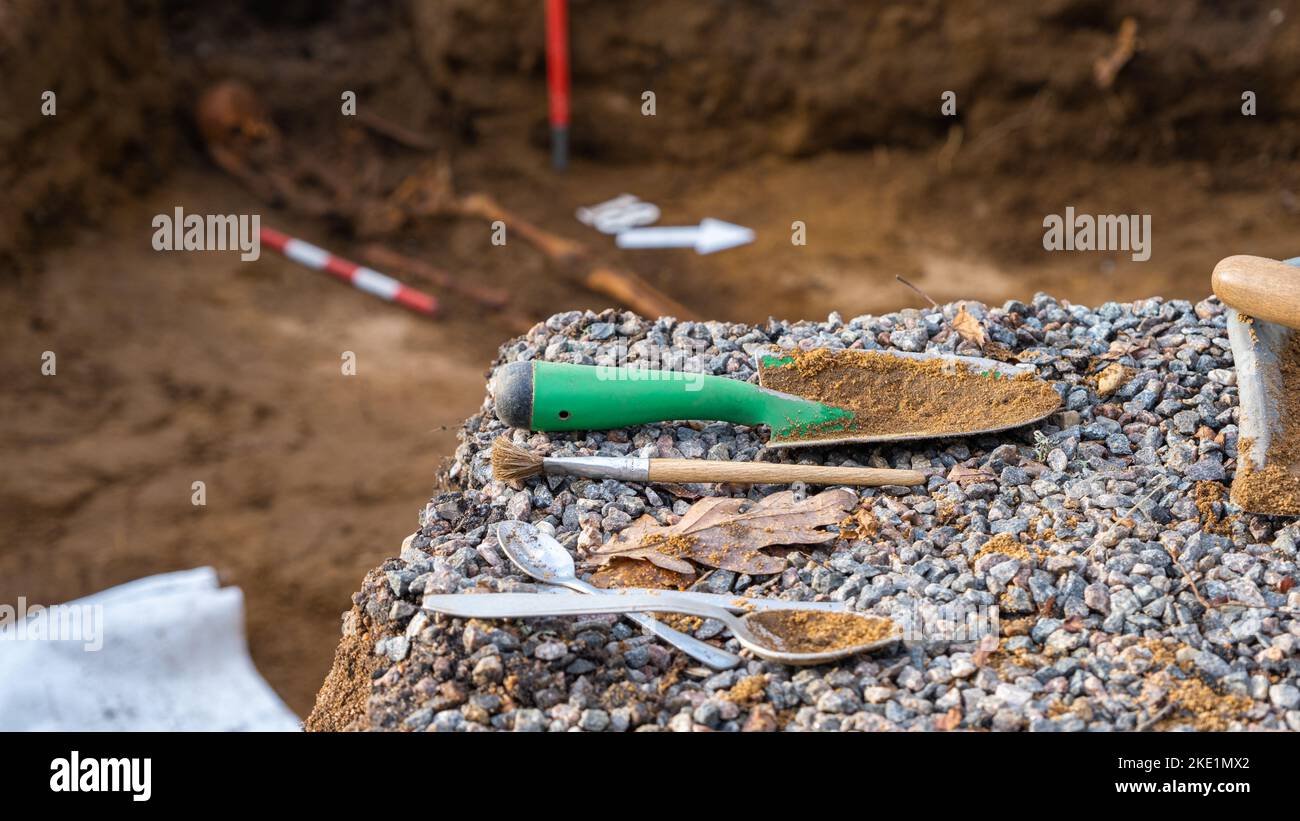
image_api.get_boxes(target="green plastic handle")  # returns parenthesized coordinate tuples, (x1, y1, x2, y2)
(519, 361, 850, 436)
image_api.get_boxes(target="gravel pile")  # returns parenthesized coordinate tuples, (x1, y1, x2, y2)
(309, 294, 1300, 732)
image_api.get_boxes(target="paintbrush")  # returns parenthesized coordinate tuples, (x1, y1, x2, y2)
(491, 437, 926, 487)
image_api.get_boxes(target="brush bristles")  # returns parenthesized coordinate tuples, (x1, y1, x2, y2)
(491, 436, 545, 482)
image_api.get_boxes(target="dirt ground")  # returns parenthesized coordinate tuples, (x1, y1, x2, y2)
(2, 1, 1299, 717)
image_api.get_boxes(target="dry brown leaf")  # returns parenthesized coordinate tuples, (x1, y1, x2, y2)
(1097, 362, 1129, 397)
(586, 489, 857, 575)
(656, 482, 702, 500)
(951, 304, 987, 347)
(948, 464, 996, 484)
(972, 633, 999, 667)
(838, 506, 880, 540)
(589, 558, 692, 590)
(933, 706, 963, 731)
(583, 513, 698, 575)
(1100, 337, 1155, 361)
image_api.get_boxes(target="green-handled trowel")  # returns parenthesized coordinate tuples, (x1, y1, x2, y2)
(491, 350, 1059, 448)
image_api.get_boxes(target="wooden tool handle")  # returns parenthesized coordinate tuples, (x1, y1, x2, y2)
(585, 265, 697, 321)
(1212, 255, 1300, 330)
(647, 459, 926, 487)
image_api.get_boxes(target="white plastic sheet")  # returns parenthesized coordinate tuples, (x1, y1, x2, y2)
(0, 567, 299, 731)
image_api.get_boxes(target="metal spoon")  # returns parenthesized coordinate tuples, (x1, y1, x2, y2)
(496, 521, 741, 670)
(497, 520, 849, 613)
(424, 591, 900, 666)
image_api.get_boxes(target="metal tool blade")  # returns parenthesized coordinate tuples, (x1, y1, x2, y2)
(1229, 311, 1291, 475)
(759, 349, 1060, 447)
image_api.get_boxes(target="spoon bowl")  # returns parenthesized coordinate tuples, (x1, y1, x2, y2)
(496, 520, 742, 670)
(735, 608, 899, 665)
(497, 520, 576, 583)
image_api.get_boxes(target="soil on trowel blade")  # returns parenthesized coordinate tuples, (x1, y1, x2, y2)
(1232, 333, 1300, 516)
(747, 610, 898, 654)
(759, 349, 1062, 444)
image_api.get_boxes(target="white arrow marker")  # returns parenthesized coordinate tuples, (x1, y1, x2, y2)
(616, 218, 754, 255)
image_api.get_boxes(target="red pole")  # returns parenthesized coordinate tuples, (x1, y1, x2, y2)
(545, 0, 570, 170)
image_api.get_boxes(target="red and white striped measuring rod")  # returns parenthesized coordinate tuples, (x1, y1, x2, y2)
(260, 227, 438, 316)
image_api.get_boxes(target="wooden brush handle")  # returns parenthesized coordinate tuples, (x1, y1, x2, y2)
(647, 459, 926, 487)
(1212, 255, 1300, 330)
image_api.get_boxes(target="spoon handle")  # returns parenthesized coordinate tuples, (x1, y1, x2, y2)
(534, 583, 849, 613)
(623, 612, 739, 669)
(423, 591, 739, 624)
(563, 578, 741, 670)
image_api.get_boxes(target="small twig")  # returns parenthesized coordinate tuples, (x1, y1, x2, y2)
(966, 89, 1052, 155)
(457, 192, 697, 320)
(356, 110, 441, 151)
(936, 124, 964, 173)
(691, 569, 717, 591)
(1099, 473, 1227, 617)
(363, 244, 511, 308)
(1086, 475, 1169, 557)
(1125, 475, 1170, 520)
(1168, 549, 1213, 611)
(1135, 702, 1173, 732)
(895, 275, 938, 309)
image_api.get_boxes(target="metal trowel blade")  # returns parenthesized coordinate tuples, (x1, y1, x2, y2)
(1227, 311, 1297, 510)
(759, 350, 1061, 448)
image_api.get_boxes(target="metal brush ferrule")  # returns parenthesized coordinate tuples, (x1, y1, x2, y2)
(542, 456, 650, 482)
